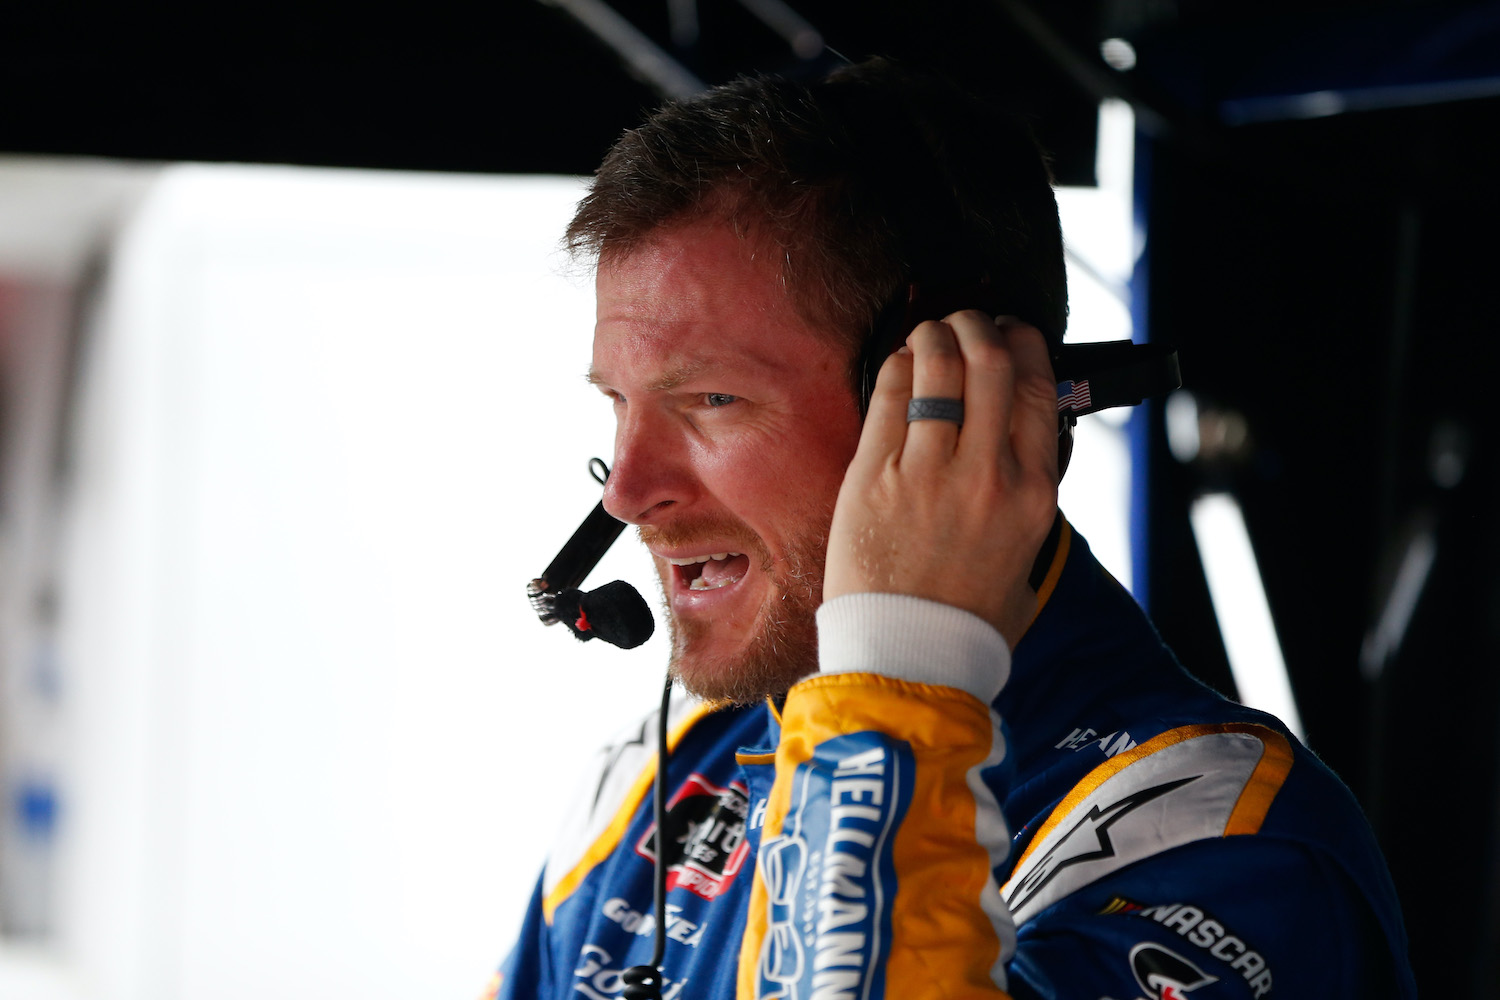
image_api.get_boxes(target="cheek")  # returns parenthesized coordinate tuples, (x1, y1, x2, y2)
(798, 403, 863, 489)
(685, 387, 862, 523)
(728, 424, 859, 518)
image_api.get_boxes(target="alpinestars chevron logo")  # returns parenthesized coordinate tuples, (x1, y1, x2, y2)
(1009, 774, 1201, 913)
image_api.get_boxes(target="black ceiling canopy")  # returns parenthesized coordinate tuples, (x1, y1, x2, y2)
(6, 0, 1495, 181)
(0, 1, 1118, 180)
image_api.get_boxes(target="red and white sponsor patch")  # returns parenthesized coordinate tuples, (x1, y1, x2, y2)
(636, 773, 751, 901)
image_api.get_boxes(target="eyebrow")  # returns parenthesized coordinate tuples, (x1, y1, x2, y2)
(585, 359, 717, 392)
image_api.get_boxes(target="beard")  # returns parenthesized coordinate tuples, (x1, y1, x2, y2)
(639, 506, 832, 707)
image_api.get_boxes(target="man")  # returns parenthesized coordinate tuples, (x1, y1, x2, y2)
(491, 60, 1415, 999)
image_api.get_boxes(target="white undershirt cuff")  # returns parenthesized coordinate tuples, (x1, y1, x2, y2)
(816, 593, 1011, 705)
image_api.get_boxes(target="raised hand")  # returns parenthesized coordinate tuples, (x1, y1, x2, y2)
(823, 311, 1060, 647)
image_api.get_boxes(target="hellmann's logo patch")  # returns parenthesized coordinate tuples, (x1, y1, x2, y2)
(756, 734, 914, 1000)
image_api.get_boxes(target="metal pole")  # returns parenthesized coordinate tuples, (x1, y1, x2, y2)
(541, 0, 707, 100)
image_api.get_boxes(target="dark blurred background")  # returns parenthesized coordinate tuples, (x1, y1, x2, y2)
(5, 0, 1495, 991)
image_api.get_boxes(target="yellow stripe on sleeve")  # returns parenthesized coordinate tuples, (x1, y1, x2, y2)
(1224, 726, 1294, 835)
(1028, 517, 1072, 628)
(738, 672, 1012, 998)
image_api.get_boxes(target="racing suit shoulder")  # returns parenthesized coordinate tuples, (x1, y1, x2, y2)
(999, 718, 1415, 996)
(541, 695, 717, 919)
(1003, 722, 1295, 925)
(495, 694, 776, 1000)
(1006, 834, 1409, 1000)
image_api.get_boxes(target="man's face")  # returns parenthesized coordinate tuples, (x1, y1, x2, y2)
(589, 220, 863, 704)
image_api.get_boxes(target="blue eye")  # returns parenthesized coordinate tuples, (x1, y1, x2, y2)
(705, 393, 738, 407)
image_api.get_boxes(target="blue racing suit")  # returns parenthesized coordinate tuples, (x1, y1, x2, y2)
(489, 519, 1416, 999)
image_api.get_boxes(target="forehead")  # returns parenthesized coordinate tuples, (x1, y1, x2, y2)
(591, 221, 843, 379)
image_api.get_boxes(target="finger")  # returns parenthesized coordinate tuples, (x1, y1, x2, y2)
(998, 319, 1060, 478)
(904, 319, 966, 462)
(854, 344, 915, 464)
(943, 310, 1012, 458)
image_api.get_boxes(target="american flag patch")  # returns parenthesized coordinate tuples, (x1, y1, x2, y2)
(1057, 379, 1092, 412)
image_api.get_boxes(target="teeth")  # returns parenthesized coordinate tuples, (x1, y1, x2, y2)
(689, 576, 736, 591)
(666, 551, 743, 566)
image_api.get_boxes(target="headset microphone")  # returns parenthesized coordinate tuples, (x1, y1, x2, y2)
(527, 459, 657, 651)
(552, 581, 655, 648)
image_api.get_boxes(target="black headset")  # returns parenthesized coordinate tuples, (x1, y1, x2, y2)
(858, 280, 1180, 421)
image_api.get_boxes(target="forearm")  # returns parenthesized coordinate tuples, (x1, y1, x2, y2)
(739, 594, 1016, 999)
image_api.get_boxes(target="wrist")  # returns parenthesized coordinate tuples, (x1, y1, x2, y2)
(816, 593, 1011, 704)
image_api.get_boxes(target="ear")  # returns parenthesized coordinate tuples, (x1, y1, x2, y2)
(1057, 415, 1076, 482)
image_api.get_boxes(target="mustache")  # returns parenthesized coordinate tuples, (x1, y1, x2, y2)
(638, 516, 771, 567)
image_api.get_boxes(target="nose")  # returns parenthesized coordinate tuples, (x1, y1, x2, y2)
(602, 407, 694, 525)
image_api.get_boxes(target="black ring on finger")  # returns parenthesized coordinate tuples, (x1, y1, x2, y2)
(906, 397, 964, 426)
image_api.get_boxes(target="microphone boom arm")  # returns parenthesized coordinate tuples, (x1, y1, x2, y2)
(528, 499, 629, 625)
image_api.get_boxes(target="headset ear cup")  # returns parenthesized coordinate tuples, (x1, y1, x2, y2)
(1057, 415, 1076, 481)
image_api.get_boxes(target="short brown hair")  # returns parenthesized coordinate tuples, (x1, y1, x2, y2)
(568, 58, 1067, 356)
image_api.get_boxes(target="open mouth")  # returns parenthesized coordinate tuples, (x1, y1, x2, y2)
(667, 551, 751, 592)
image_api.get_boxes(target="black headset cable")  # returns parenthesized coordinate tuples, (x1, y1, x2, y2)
(622, 673, 673, 999)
